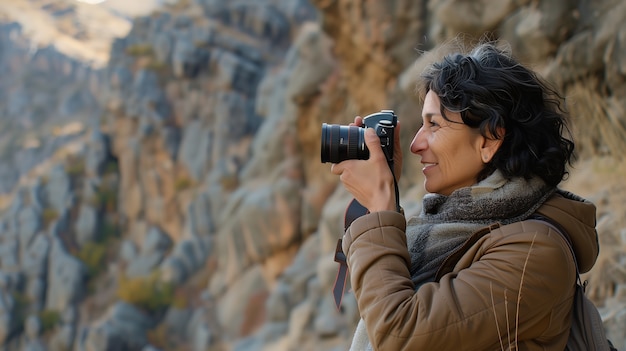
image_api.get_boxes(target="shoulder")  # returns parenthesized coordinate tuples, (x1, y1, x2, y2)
(536, 191, 599, 273)
(493, 220, 561, 238)
(486, 220, 573, 258)
(479, 220, 577, 290)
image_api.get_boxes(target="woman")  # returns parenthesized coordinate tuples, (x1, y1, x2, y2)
(330, 42, 599, 350)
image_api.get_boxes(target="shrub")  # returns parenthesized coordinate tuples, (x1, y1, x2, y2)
(42, 208, 59, 226)
(174, 177, 194, 191)
(171, 288, 190, 310)
(38, 309, 61, 332)
(146, 60, 168, 74)
(96, 187, 118, 212)
(74, 217, 121, 293)
(101, 220, 121, 240)
(125, 44, 154, 57)
(117, 272, 174, 312)
(220, 174, 239, 191)
(103, 160, 119, 175)
(65, 158, 85, 177)
(11, 292, 30, 328)
(146, 323, 170, 349)
(76, 241, 107, 279)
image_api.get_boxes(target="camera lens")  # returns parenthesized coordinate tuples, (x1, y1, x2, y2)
(320, 123, 368, 163)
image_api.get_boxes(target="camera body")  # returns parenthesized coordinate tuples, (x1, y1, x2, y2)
(321, 110, 397, 165)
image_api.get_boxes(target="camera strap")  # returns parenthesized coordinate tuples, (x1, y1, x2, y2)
(332, 198, 367, 309)
(332, 170, 401, 310)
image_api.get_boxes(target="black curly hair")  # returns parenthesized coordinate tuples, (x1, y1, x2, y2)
(418, 43, 575, 187)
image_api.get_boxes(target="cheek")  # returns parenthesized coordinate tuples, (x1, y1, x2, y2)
(432, 134, 463, 163)
(434, 134, 482, 173)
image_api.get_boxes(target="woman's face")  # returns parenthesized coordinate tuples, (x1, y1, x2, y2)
(410, 91, 491, 196)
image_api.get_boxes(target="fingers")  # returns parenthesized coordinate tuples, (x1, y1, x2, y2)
(364, 128, 384, 159)
(330, 129, 382, 175)
(330, 162, 343, 175)
(349, 116, 363, 127)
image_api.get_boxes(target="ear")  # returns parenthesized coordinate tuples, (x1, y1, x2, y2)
(480, 127, 504, 163)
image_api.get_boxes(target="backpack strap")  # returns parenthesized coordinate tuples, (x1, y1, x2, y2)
(529, 217, 617, 351)
(527, 216, 584, 287)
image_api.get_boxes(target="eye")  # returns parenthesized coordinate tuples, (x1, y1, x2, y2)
(427, 118, 440, 129)
(421, 114, 442, 130)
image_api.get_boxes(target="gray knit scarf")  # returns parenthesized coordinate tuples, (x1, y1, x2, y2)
(406, 170, 555, 288)
(350, 170, 556, 351)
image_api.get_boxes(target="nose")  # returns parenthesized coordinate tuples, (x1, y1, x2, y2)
(410, 126, 427, 155)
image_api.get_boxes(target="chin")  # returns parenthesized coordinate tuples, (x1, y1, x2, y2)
(423, 182, 437, 194)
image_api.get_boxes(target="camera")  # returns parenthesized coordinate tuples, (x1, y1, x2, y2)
(321, 110, 397, 164)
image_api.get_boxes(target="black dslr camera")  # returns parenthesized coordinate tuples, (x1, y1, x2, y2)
(321, 110, 397, 165)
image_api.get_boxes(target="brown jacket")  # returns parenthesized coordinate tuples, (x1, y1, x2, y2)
(342, 192, 598, 350)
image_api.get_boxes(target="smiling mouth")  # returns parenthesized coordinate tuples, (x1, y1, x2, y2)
(422, 163, 438, 171)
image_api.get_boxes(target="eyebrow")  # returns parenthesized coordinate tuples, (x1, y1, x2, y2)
(422, 112, 440, 119)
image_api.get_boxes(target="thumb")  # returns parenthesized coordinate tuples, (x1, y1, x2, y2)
(364, 127, 383, 158)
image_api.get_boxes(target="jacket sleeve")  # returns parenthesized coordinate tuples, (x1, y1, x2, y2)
(342, 212, 575, 351)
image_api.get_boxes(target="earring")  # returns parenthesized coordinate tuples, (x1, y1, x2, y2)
(482, 154, 489, 162)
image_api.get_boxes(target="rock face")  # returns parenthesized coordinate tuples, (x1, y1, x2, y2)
(0, 0, 625, 350)
(0, 23, 96, 194)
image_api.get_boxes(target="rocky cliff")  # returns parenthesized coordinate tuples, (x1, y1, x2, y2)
(0, 0, 625, 350)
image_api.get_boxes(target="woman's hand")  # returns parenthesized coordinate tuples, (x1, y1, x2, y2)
(330, 116, 403, 213)
(350, 116, 403, 181)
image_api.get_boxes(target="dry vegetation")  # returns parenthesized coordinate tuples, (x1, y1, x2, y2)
(555, 73, 626, 304)
(566, 77, 626, 159)
(562, 156, 626, 304)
